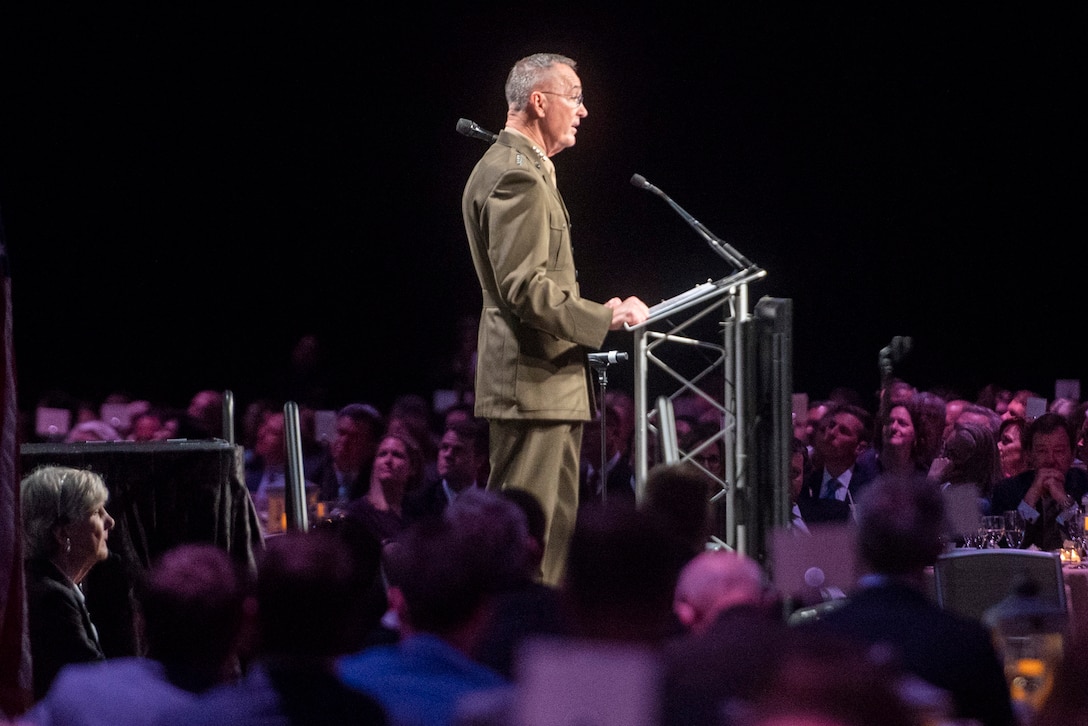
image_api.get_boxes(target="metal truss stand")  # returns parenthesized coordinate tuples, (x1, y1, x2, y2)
(624, 173, 793, 564)
(628, 267, 765, 553)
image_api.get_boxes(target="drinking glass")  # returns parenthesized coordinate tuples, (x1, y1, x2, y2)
(1065, 507, 1086, 555)
(1003, 510, 1025, 549)
(981, 515, 1005, 549)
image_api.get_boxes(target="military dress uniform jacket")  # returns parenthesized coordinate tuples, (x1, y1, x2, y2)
(462, 128, 612, 422)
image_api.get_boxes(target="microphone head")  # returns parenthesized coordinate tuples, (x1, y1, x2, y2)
(456, 118, 474, 135)
(630, 173, 650, 189)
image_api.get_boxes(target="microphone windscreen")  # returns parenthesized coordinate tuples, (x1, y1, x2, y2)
(630, 173, 649, 188)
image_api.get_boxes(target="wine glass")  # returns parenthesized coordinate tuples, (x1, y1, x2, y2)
(981, 515, 1005, 549)
(1003, 510, 1025, 549)
(1064, 507, 1086, 556)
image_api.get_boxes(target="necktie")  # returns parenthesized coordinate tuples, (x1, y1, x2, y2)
(824, 479, 843, 500)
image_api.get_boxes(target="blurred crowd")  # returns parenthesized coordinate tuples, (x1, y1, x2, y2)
(10, 327, 1088, 724)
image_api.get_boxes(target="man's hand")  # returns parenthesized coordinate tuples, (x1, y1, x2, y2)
(1024, 467, 1071, 508)
(605, 296, 650, 330)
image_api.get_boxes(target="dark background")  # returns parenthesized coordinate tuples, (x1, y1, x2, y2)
(2, 6, 1084, 418)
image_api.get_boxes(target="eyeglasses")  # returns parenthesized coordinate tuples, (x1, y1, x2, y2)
(538, 90, 584, 106)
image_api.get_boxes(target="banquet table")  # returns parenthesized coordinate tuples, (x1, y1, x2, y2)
(1062, 564, 1088, 637)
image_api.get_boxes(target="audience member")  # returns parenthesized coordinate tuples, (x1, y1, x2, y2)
(338, 431, 426, 548)
(63, 420, 122, 443)
(976, 382, 1012, 417)
(996, 416, 1029, 480)
(641, 461, 717, 559)
(1003, 389, 1040, 422)
(954, 402, 1002, 435)
(155, 530, 388, 725)
(439, 405, 490, 485)
(931, 420, 1002, 515)
(671, 549, 770, 637)
(328, 431, 428, 645)
(561, 501, 688, 645)
(795, 403, 877, 524)
(874, 400, 928, 478)
(243, 410, 318, 533)
(789, 436, 812, 534)
(21, 466, 116, 701)
(173, 389, 225, 440)
(802, 399, 832, 466)
(874, 377, 917, 432)
(404, 419, 488, 523)
(470, 488, 566, 679)
(661, 549, 786, 726)
(735, 628, 924, 726)
(908, 390, 948, 472)
(578, 400, 636, 507)
(810, 473, 1016, 726)
(1049, 395, 1078, 423)
(25, 543, 247, 725)
(941, 397, 971, 442)
(673, 412, 699, 455)
(442, 402, 477, 430)
(386, 393, 439, 482)
(127, 407, 171, 442)
(309, 402, 386, 505)
(1075, 408, 1088, 471)
(689, 419, 726, 484)
(991, 411, 1088, 550)
(338, 489, 524, 726)
(603, 389, 637, 466)
(239, 398, 279, 452)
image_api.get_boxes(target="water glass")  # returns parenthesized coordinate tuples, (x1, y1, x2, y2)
(1003, 510, 1025, 549)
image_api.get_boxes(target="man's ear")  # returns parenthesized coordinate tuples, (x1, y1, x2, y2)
(674, 600, 696, 629)
(387, 585, 407, 621)
(527, 91, 547, 119)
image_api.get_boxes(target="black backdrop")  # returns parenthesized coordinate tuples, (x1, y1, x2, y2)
(2, 6, 1084, 416)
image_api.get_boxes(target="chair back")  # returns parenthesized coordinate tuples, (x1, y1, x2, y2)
(933, 549, 1066, 622)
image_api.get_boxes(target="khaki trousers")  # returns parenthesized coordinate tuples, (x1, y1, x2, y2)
(487, 419, 583, 586)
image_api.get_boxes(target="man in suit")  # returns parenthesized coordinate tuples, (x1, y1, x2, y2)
(991, 411, 1088, 550)
(461, 52, 649, 584)
(796, 402, 877, 524)
(812, 473, 1016, 726)
(403, 419, 488, 522)
(309, 402, 386, 504)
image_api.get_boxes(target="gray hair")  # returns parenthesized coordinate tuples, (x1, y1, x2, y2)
(21, 465, 109, 559)
(505, 52, 577, 110)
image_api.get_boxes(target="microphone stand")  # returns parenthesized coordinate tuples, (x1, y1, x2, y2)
(630, 174, 759, 273)
(589, 352, 628, 504)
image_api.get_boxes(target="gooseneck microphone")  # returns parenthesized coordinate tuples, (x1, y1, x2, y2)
(630, 173, 658, 194)
(456, 118, 498, 144)
(629, 173, 755, 271)
(588, 351, 629, 367)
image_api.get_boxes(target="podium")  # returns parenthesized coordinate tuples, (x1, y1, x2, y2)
(622, 173, 794, 562)
(625, 268, 793, 562)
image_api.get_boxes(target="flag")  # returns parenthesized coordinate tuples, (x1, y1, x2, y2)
(0, 211, 31, 716)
